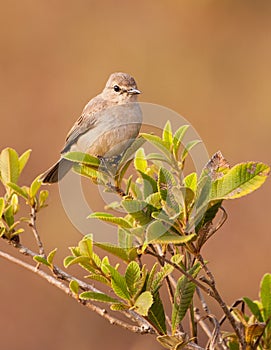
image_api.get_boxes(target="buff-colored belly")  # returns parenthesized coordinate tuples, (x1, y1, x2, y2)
(70, 103, 142, 157)
(86, 123, 140, 157)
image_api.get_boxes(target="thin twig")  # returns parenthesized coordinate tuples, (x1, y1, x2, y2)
(197, 255, 245, 348)
(194, 309, 226, 350)
(207, 207, 228, 240)
(196, 287, 211, 315)
(185, 343, 205, 350)
(145, 249, 212, 296)
(29, 206, 45, 257)
(194, 308, 213, 340)
(14, 241, 104, 292)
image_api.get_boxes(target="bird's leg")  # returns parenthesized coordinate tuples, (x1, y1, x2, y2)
(97, 156, 126, 197)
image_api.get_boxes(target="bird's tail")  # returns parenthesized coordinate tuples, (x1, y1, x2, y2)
(41, 158, 73, 184)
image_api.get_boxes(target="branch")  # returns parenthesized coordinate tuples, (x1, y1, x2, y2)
(0, 249, 155, 335)
(15, 242, 101, 292)
(7, 240, 157, 333)
(197, 255, 245, 348)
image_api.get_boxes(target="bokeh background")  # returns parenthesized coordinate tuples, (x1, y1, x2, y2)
(0, 1, 271, 349)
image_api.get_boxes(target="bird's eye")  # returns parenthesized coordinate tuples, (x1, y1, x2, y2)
(113, 85, 120, 92)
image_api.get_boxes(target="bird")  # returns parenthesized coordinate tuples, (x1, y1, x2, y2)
(41, 72, 142, 183)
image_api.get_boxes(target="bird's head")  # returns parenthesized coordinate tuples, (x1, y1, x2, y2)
(102, 72, 141, 103)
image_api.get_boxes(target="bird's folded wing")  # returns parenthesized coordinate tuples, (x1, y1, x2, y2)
(61, 95, 112, 154)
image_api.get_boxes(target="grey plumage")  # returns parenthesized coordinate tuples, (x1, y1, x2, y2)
(41, 72, 142, 184)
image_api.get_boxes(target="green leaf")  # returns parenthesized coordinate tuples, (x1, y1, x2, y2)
(151, 211, 175, 226)
(118, 227, 133, 249)
(151, 232, 196, 245)
(63, 256, 91, 268)
(141, 134, 173, 160)
(133, 291, 153, 316)
(10, 193, 18, 214)
(92, 252, 102, 269)
(181, 140, 201, 161)
(146, 220, 168, 243)
(29, 176, 42, 198)
(210, 162, 270, 200)
(134, 148, 147, 172)
(63, 152, 100, 167)
(172, 186, 195, 209)
(0, 148, 20, 184)
(116, 159, 133, 186)
(173, 125, 189, 156)
(118, 136, 146, 168)
(145, 152, 172, 165)
(88, 212, 132, 228)
(69, 246, 81, 257)
(125, 261, 141, 297)
(260, 273, 271, 322)
(137, 170, 158, 198)
(122, 200, 151, 225)
(0, 198, 5, 217)
(78, 236, 93, 257)
(18, 149, 31, 174)
(158, 167, 177, 201)
(125, 175, 133, 195)
(152, 264, 174, 294)
(172, 263, 201, 334)
(39, 190, 49, 207)
(183, 172, 197, 192)
(73, 163, 102, 180)
(110, 303, 128, 311)
(95, 242, 137, 262)
(146, 263, 158, 291)
(69, 280, 79, 295)
(47, 248, 57, 265)
(106, 265, 130, 300)
(156, 335, 186, 349)
(85, 274, 110, 286)
(188, 174, 212, 231)
(11, 228, 24, 237)
(148, 292, 167, 334)
(129, 181, 143, 200)
(79, 291, 119, 304)
(146, 220, 196, 244)
(33, 255, 50, 266)
(4, 204, 14, 227)
(134, 264, 148, 298)
(145, 192, 162, 209)
(171, 254, 184, 266)
(121, 199, 146, 214)
(243, 297, 263, 322)
(7, 182, 29, 200)
(100, 256, 110, 275)
(162, 121, 173, 146)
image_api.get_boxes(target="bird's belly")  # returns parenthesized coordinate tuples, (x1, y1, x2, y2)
(87, 123, 140, 157)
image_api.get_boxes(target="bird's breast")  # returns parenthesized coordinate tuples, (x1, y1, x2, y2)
(70, 103, 142, 157)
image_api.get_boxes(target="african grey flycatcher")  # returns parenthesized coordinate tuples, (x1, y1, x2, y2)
(41, 72, 142, 183)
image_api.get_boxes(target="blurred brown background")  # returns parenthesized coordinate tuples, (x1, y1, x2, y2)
(0, 1, 271, 349)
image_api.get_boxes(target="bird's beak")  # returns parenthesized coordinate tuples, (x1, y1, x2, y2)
(127, 88, 141, 95)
